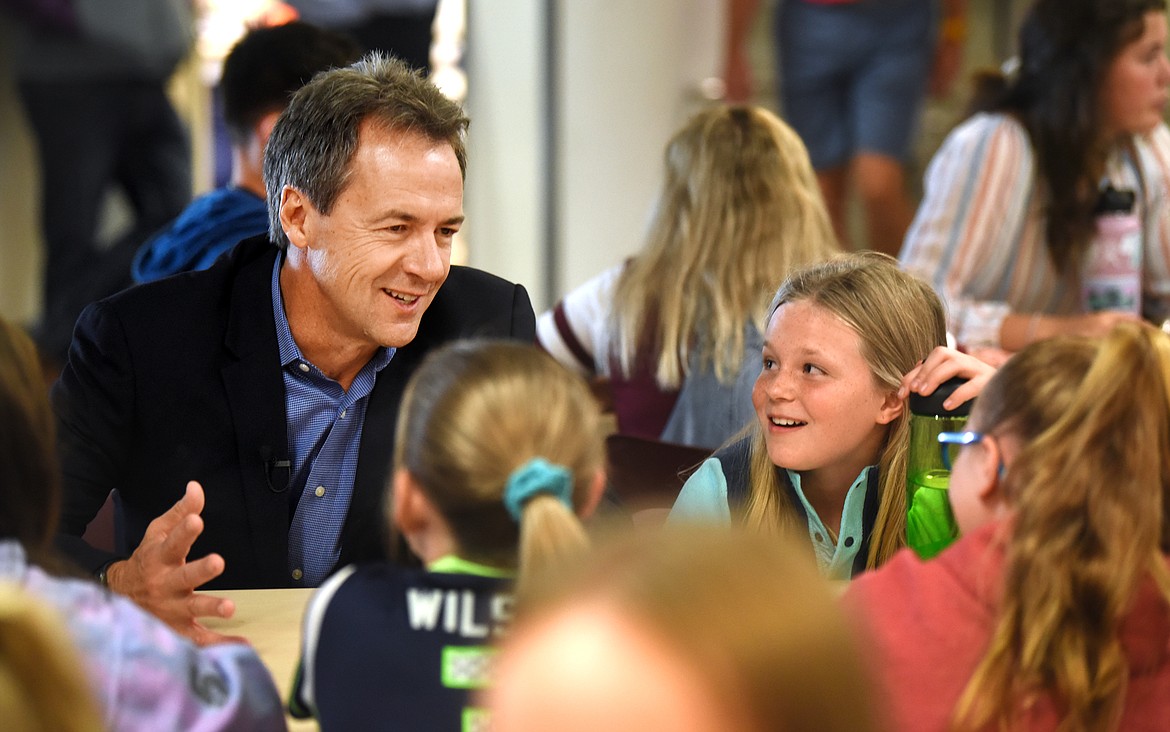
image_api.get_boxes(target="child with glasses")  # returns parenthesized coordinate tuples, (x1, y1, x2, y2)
(289, 341, 606, 730)
(670, 252, 992, 579)
(844, 322, 1170, 731)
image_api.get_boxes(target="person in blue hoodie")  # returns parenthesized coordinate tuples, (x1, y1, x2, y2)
(132, 21, 362, 283)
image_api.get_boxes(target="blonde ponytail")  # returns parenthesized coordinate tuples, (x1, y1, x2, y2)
(516, 495, 591, 593)
(954, 324, 1170, 731)
(392, 341, 603, 582)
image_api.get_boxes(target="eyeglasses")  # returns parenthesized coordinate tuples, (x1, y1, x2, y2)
(937, 431, 985, 471)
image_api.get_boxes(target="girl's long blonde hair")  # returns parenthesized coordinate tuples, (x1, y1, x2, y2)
(740, 253, 947, 569)
(390, 340, 604, 587)
(610, 105, 838, 389)
(954, 324, 1170, 731)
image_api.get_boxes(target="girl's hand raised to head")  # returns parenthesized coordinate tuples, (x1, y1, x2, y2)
(897, 346, 998, 411)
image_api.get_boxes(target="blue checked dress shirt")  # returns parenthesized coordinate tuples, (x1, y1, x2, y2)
(271, 257, 394, 585)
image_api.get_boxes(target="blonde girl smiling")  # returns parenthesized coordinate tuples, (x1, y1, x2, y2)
(671, 253, 952, 579)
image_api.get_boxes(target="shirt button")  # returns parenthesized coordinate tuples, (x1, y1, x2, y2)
(315, 485, 326, 497)
(298, 362, 310, 373)
(814, 532, 824, 543)
(292, 568, 303, 580)
(340, 409, 347, 419)
(844, 536, 855, 548)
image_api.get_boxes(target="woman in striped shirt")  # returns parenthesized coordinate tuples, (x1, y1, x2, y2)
(901, 0, 1170, 354)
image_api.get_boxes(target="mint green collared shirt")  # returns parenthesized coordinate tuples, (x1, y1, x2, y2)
(784, 468, 871, 580)
(670, 459, 873, 580)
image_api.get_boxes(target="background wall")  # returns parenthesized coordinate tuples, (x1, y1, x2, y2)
(464, 0, 725, 310)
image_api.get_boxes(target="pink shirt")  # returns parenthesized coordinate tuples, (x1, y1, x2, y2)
(843, 523, 1170, 731)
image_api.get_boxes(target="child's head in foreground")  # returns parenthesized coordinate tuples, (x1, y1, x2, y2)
(486, 527, 881, 732)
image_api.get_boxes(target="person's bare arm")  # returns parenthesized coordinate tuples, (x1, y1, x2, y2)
(998, 310, 1143, 352)
(722, 0, 760, 102)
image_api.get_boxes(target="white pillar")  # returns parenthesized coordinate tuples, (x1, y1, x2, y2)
(464, 0, 724, 312)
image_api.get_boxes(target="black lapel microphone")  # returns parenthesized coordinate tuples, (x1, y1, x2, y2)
(260, 446, 292, 493)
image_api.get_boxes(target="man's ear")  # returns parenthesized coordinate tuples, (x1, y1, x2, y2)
(875, 390, 904, 426)
(279, 185, 312, 251)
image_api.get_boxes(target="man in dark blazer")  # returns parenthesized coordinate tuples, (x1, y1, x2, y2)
(52, 54, 535, 644)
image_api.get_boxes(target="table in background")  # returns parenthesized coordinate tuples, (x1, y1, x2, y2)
(207, 588, 315, 732)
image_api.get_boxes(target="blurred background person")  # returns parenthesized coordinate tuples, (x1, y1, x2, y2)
(726, 0, 968, 255)
(131, 21, 363, 284)
(537, 105, 838, 451)
(901, 0, 1170, 356)
(777, 0, 966, 255)
(3, 0, 195, 366)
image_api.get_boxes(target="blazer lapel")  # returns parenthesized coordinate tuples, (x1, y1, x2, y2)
(221, 245, 293, 586)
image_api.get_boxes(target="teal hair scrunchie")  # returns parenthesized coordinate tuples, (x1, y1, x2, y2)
(503, 457, 573, 522)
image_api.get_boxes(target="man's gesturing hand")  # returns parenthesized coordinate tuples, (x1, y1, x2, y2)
(105, 481, 242, 646)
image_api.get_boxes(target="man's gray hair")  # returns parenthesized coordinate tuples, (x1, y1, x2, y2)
(263, 52, 469, 248)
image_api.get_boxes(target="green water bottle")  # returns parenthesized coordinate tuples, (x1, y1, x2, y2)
(905, 377, 970, 559)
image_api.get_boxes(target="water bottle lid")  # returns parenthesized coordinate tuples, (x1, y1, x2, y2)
(1093, 184, 1136, 215)
(908, 376, 973, 417)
